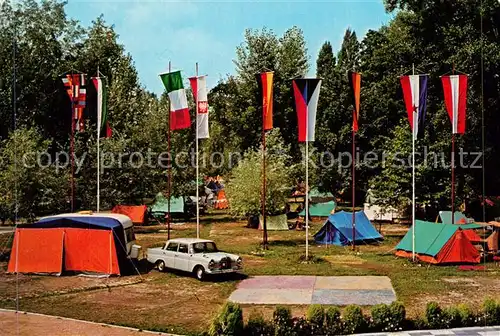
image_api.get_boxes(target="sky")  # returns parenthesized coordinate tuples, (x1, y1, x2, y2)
(66, 0, 394, 94)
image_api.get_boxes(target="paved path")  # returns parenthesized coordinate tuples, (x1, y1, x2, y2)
(0, 309, 178, 336)
(229, 275, 396, 305)
(360, 325, 500, 335)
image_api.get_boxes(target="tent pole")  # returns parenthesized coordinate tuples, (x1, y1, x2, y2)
(167, 61, 171, 240)
(70, 70, 75, 213)
(196, 63, 200, 239)
(352, 128, 356, 251)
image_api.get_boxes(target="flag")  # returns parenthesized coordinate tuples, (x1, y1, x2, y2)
(293, 78, 321, 142)
(189, 75, 209, 138)
(400, 74, 428, 139)
(62, 74, 87, 132)
(256, 72, 274, 130)
(159, 70, 190, 130)
(348, 71, 361, 132)
(441, 74, 468, 134)
(92, 76, 111, 138)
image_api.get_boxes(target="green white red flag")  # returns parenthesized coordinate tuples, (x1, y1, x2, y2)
(91, 76, 111, 138)
(160, 70, 191, 130)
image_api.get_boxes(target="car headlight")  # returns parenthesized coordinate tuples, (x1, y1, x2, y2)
(236, 257, 242, 265)
(208, 260, 215, 269)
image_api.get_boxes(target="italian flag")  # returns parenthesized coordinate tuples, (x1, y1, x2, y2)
(92, 76, 112, 138)
(160, 70, 191, 130)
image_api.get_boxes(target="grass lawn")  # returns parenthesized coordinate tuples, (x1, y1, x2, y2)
(1, 210, 500, 335)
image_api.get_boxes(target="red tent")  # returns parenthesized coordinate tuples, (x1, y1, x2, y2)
(8, 214, 134, 275)
(112, 205, 148, 225)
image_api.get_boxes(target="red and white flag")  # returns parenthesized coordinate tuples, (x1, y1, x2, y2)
(292, 78, 321, 142)
(189, 75, 209, 139)
(441, 74, 468, 135)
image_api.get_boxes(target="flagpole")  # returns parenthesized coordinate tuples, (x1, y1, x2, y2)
(262, 113, 268, 249)
(70, 70, 75, 213)
(352, 127, 356, 251)
(196, 62, 200, 239)
(451, 66, 455, 225)
(412, 64, 416, 261)
(96, 67, 101, 213)
(305, 83, 309, 260)
(167, 61, 171, 240)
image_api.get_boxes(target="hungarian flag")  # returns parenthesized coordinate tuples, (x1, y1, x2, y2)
(92, 76, 112, 138)
(256, 72, 274, 130)
(293, 78, 321, 142)
(441, 74, 468, 134)
(348, 71, 361, 132)
(400, 74, 428, 139)
(62, 74, 86, 132)
(189, 75, 209, 139)
(159, 70, 190, 130)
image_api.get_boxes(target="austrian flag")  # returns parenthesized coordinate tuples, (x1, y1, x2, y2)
(160, 70, 191, 130)
(400, 74, 428, 139)
(441, 74, 468, 135)
(293, 78, 321, 142)
(189, 75, 209, 139)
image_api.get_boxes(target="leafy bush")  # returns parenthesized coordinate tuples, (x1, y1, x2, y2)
(343, 305, 367, 334)
(306, 304, 324, 329)
(443, 306, 462, 329)
(425, 301, 445, 329)
(273, 305, 293, 336)
(390, 301, 406, 329)
(208, 302, 244, 336)
(245, 310, 274, 336)
(291, 317, 312, 336)
(324, 306, 342, 335)
(456, 303, 475, 327)
(482, 298, 500, 326)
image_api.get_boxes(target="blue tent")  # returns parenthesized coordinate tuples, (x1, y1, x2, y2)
(314, 211, 383, 246)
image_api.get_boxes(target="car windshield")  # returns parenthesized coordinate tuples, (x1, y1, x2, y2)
(192, 242, 218, 253)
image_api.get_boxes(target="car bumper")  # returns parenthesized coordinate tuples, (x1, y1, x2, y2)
(206, 267, 242, 274)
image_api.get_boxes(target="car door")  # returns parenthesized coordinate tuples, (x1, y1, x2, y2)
(174, 243, 191, 272)
(163, 242, 178, 268)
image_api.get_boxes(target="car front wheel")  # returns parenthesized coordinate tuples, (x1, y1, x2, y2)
(157, 260, 166, 272)
(194, 266, 205, 281)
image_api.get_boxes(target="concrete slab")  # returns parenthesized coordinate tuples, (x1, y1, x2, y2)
(228, 289, 313, 305)
(314, 276, 394, 290)
(312, 289, 396, 305)
(236, 276, 315, 289)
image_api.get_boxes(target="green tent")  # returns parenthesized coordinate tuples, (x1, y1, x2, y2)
(150, 192, 184, 216)
(309, 188, 334, 202)
(395, 220, 480, 264)
(438, 211, 475, 225)
(299, 201, 336, 217)
(259, 214, 289, 231)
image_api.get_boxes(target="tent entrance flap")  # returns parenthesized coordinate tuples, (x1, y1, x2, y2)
(8, 228, 64, 274)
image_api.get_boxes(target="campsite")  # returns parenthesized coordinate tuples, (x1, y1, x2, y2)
(3, 0, 500, 335)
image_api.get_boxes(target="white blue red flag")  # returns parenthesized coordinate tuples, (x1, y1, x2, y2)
(400, 74, 428, 139)
(441, 74, 467, 135)
(292, 78, 321, 142)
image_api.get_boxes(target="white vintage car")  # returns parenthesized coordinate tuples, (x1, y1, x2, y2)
(146, 238, 243, 280)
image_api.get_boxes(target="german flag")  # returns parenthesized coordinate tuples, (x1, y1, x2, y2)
(349, 71, 361, 132)
(256, 72, 274, 130)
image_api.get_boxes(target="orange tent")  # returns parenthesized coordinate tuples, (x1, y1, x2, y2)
(214, 190, 229, 210)
(112, 205, 148, 225)
(462, 229, 482, 243)
(486, 230, 499, 252)
(8, 214, 132, 275)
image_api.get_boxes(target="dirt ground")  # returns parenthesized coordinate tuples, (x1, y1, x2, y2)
(0, 310, 174, 336)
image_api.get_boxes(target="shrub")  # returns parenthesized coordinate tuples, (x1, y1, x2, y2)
(324, 306, 342, 335)
(390, 301, 406, 329)
(482, 298, 500, 326)
(456, 303, 475, 327)
(208, 302, 244, 336)
(370, 302, 405, 332)
(273, 306, 293, 336)
(425, 301, 444, 329)
(244, 310, 273, 336)
(343, 305, 367, 334)
(443, 306, 462, 329)
(306, 304, 325, 331)
(291, 317, 312, 336)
